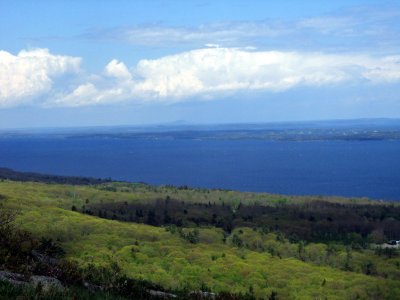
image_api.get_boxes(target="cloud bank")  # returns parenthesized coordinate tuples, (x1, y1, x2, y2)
(1, 47, 400, 107)
(0, 49, 81, 107)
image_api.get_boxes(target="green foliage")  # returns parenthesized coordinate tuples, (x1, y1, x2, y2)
(374, 247, 399, 258)
(231, 234, 244, 248)
(80, 196, 400, 245)
(178, 228, 200, 244)
(1, 180, 400, 299)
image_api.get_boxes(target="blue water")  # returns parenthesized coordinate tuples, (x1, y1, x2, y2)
(0, 137, 399, 200)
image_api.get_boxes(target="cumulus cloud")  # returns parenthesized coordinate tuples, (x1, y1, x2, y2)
(1, 47, 400, 108)
(52, 47, 400, 107)
(104, 59, 132, 80)
(52, 83, 126, 107)
(0, 48, 81, 107)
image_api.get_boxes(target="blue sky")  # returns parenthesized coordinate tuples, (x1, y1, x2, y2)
(0, 0, 399, 128)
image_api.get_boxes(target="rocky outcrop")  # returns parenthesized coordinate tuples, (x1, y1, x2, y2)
(1, 270, 217, 299)
(30, 275, 63, 292)
(0, 271, 28, 287)
(83, 281, 104, 293)
(148, 289, 177, 298)
(189, 291, 217, 299)
(31, 250, 59, 266)
(0, 270, 63, 292)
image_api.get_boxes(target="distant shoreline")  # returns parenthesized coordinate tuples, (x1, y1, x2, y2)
(1, 118, 400, 141)
(0, 167, 112, 186)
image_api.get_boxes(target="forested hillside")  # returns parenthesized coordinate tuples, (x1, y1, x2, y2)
(0, 177, 399, 299)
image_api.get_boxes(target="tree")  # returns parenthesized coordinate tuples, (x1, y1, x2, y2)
(344, 246, 353, 271)
(368, 229, 387, 244)
(298, 240, 306, 261)
(362, 261, 377, 275)
(146, 210, 157, 226)
(0, 209, 17, 230)
(232, 234, 243, 248)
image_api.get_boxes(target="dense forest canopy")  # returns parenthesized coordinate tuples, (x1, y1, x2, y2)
(0, 171, 399, 299)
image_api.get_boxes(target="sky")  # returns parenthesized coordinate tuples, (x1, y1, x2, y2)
(0, 0, 400, 128)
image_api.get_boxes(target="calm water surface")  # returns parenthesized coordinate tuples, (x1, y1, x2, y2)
(0, 137, 399, 200)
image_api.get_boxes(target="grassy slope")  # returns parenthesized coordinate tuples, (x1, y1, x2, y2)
(1, 180, 399, 299)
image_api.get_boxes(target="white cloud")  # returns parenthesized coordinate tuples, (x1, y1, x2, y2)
(53, 47, 400, 107)
(1, 47, 400, 108)
(84, 5, 400, 52)
(362, 55, 400, 82)
(87, 22, 290, 47)
(104, 59, 132, 80)
(0, 48, 81, 107)
(52, 83, 126, 107)
(298, 17, 357, 34)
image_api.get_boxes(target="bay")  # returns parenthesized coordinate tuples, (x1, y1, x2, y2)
(0, 137, 399, 200)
